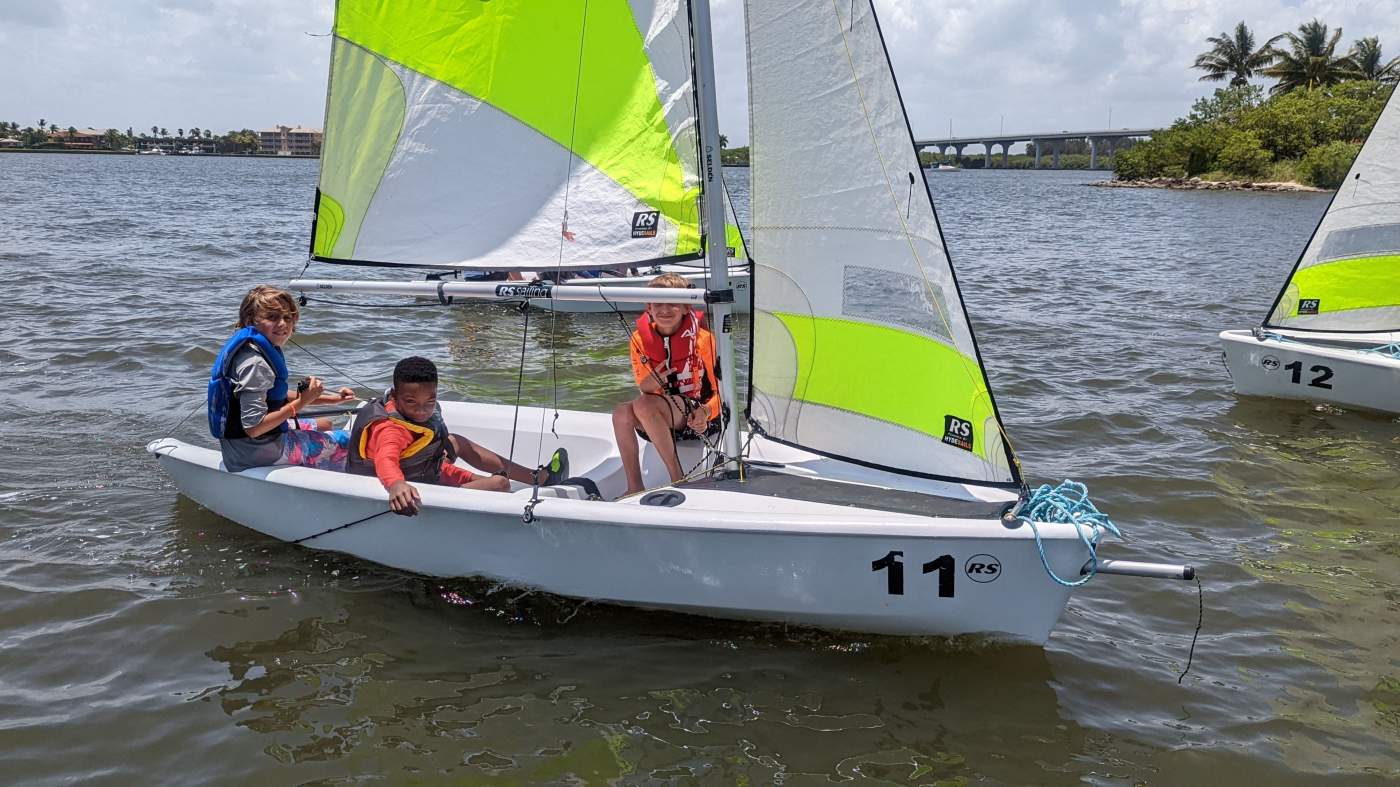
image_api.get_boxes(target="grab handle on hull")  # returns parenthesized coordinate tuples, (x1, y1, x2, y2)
(1083, 559, 1195, 581)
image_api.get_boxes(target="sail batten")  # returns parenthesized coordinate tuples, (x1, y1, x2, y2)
(746, 0, 1020, 487)
(1265, 84, 1400, 332)
(313, 0, 706, 271)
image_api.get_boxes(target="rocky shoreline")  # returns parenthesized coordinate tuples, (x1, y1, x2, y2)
(1089, 176, 1325, 193)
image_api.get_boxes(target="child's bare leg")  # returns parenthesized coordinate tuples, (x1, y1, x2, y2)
(314, 417, 335, 431)
(612, 401, 646, 494)
(633, 395, 686, 483)
(459, 475, 511, 492)
(450, 434, 542, 484)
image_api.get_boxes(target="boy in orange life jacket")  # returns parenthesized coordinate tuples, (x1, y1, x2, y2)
(346, 357, 567, 516)
(611, 273, 723, 495)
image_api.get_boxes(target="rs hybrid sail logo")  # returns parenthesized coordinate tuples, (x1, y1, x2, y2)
(942, 415, 974, 452)
(632, 211, 660, 238)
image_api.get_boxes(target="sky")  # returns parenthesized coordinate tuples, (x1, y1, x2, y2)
(3, 0, 1400, 147)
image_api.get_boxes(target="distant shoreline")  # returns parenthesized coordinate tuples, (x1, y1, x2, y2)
(0, 148, 318, 159)
(1090, 176, 1325, 193)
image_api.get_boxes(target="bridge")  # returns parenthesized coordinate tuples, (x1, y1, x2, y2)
(915, 128, 1158, 169)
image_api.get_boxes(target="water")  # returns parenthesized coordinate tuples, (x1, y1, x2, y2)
(2, 154, 1398, 784)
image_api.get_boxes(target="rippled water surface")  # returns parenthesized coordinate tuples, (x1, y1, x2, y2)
(3, 154, 1399, 785)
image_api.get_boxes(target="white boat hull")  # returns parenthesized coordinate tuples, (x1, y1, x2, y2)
(149, 402, 1091, 642)
(527, 268, 751, 314)
(1220, 329, 1400, 414)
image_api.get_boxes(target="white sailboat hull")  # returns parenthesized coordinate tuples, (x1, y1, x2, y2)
(149, 402, 1087, 643)
(528, 268, 751, 314)
(1220, 329, 1400, 414)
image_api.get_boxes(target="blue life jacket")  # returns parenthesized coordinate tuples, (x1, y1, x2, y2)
(207, 327, 289, 439)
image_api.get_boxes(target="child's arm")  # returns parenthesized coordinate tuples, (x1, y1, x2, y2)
(366, 422, 420, 515)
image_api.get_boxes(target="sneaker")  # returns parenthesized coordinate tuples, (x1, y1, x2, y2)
(541, 447, 569, 486)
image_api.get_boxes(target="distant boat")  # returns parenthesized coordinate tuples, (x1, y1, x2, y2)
(137, 148, 166, 156)
(930, 163, 961, 171)
(1220, 83, 1400, 414)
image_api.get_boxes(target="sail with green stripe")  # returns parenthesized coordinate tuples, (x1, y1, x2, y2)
(745, 0, 1020, 487)
(1265, 83, 1400, 332)
(313, 0, 706, 270)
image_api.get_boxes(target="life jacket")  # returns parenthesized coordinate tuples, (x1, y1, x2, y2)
(632, 310, 713, 402)
(208, 326, 289, 440)
(345, 397, 457, 484)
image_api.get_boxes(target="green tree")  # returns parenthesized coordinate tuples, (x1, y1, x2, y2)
(1240, 89, 1326, 158)
(1186, 84, 1265, 126)
(177, 128, 184, 138)
(1261, 19, 1356, 95)
(1216, 130, 1272, 177)
(1193, 22, 1281, 86)
(48, 123, 58, 135)
(719, 133, 728, 148)
(203, 129, 212, 140)
(160, 127, 168, 137)
(101, 128, 121, 150)
(1347, 37, 1400, 83)
(66, 126, 76, 141)
(1298, 140, 1360, 187)
(38, 118, 46, 130)
(151, 125, 159, 137)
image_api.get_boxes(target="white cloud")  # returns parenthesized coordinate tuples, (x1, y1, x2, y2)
(2, 0, 1398, 144)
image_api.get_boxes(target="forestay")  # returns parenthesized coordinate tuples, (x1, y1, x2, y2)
(745, 0, 1020, 487)
(312, 0, 704, 271)
(1266, 84, 1400, 333)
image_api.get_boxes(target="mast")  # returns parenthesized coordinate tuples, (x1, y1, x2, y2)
(688, 0, 743, 467)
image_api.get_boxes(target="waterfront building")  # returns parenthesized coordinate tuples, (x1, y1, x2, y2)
(258, 125, 322, 156)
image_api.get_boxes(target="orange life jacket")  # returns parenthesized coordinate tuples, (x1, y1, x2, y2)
(632, 310, 712, 402)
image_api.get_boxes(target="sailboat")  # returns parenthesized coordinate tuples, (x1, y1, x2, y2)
(1220, 84, 1400, 414)
(149, 0, 1191, 643)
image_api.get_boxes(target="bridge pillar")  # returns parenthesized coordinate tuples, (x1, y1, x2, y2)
(1001, 142, 1012, 168)
(953, 145, 965, 165)
(1032, 140, 1042, 168)
(1052, 141, 1062, 169)
(983, 143, 992, 169)
(1106, 138, 1117, 167)
(1089, 138, 1098, 169)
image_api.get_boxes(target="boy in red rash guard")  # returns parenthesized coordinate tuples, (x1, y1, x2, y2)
(346, 357, 566, 515)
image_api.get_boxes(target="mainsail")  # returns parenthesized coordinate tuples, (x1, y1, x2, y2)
(745, 0, 1020, 487)
(1265, 84, 1400, 332)
(313, 0, 706, 271)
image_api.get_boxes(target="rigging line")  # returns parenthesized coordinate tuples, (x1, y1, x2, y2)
(555, 0, 592, 268)
(506, 304, 531, 471)
(291, 509, 393, 544)
(829, 0, 1017, 484)
(162, 396, 207, 438)
(286, 337, 378, 394)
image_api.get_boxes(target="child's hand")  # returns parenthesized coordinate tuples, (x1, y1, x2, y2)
(336, 387, 355, 400)
(387, 480, 421, 516)
(302, 376, 325, 402)
(686, 407, 709, 433)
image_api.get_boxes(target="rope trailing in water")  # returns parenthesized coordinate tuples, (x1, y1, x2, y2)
(1020, 480, 1123, 587)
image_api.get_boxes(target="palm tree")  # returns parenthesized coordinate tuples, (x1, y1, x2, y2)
(1346, 37, 1400, 83)
(151, 125, 159, 137)
(1261, 19, 1356, 94)
(160, 127, 168, 137)
(38, 118, 46, 130)
(1193, 22, 1281, 86)
(177, 128, 184, 139)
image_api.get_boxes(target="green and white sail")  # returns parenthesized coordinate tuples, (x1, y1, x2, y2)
(313, 0, 709, 271)
(745, 0, 1020, 487)
(1266, 84, 1400, 332)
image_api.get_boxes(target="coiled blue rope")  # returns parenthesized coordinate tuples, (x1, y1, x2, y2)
(1020, 480, 1123, 587)
(1363, 342, 1400, 359)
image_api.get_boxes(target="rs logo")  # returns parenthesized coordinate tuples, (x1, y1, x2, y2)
(964, 554, 1001, 583)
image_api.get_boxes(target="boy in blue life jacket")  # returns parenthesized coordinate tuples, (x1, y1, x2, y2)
(208, 285, 356, 472)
